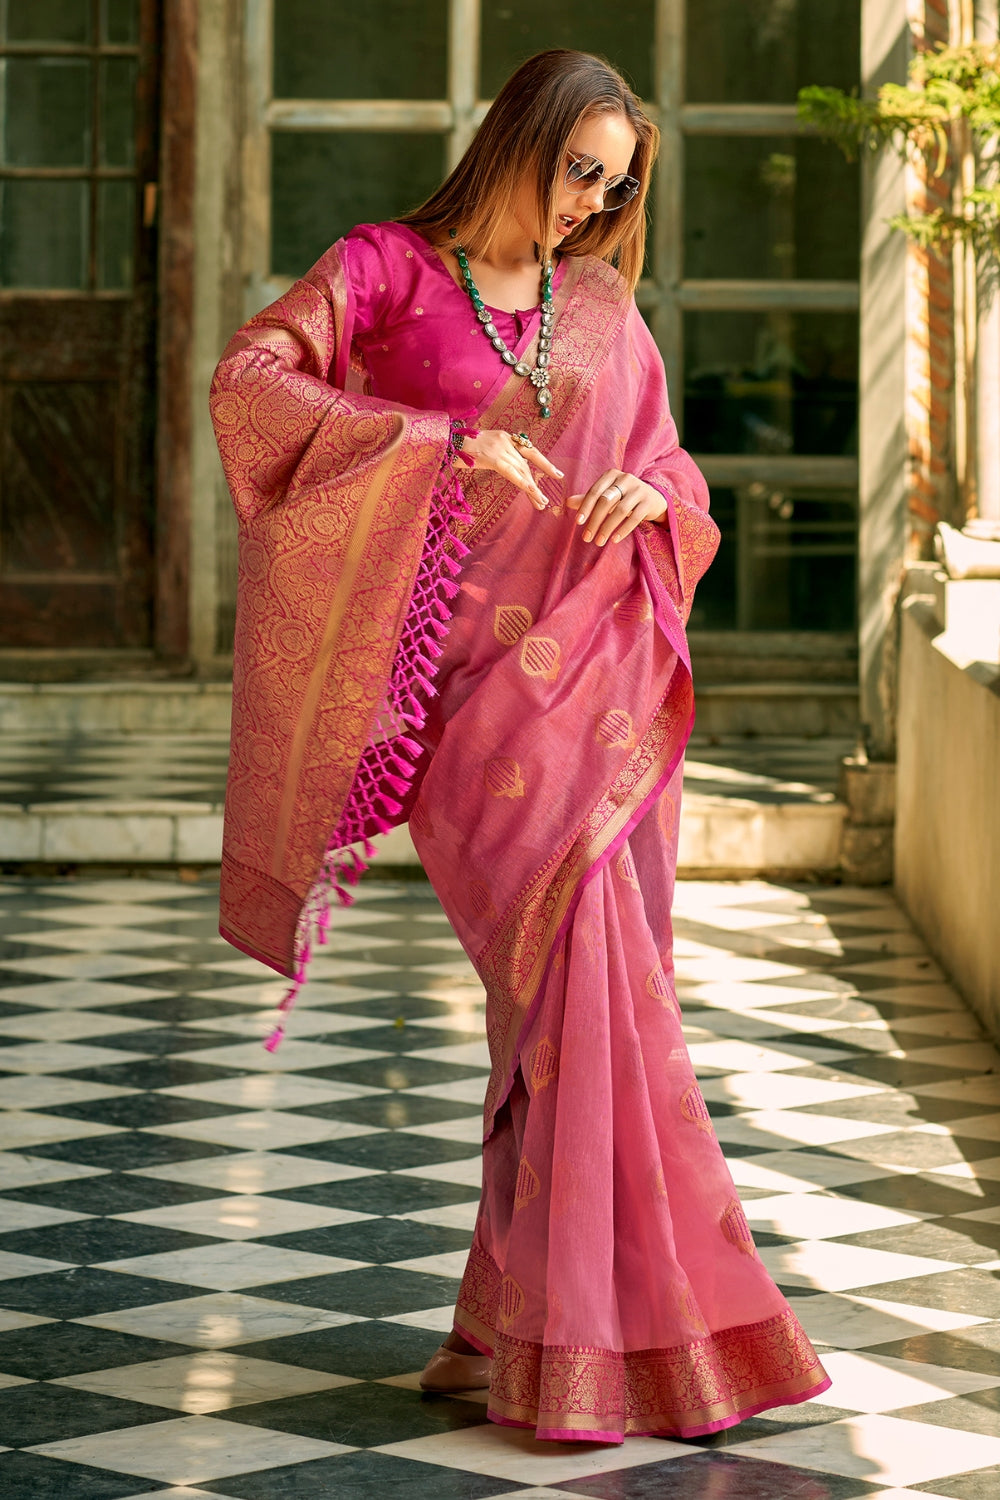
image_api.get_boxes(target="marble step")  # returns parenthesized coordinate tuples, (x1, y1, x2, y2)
(0, 734, 851, 877)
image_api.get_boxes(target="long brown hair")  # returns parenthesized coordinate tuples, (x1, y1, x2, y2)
(398, 50, 658, 293)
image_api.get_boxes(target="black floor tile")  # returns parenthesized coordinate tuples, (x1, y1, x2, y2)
(0, 1381, 172, 1446)
(268, 1173, 479, 1217)
(39, 1092, 249, 1129)
(555, 1451, 883, 1498)
(912, 1465, 1000, 1498)
(59, 1057, 247, 1090)
(105, 993, 257, 1023)
(264, 1215, 470, 1266)
(318, 994, 456, 1021)
(236, 1317, 441, 1378)
(0, 1450, 167, 1500)
(201, 1449, 513, 1500)
(892, 1388, 1000, 1436)
(866, 1323, 1000, 1375)
(224, 1378, 485, 1445)
(245, 1265, 462, 1317)
(849, 1267, 1000, 1318)
(830, 1218, 1000, 1265)
(0, 1217, 215, 1264)
(83, 1025, 238, 1054)
(282, 1131, 479, 1172)
(836, 1174, 1000, 1217)
(24, 1130, 238, 1169)
(0, 1320, 188, 1379)
(293, 1092, 480, 1129)
(322, 1023, 484, 1054)
(2, 1171, 224, 1216)
(296, 1055, 488, 1089)
(0, 1266, 196, 1319)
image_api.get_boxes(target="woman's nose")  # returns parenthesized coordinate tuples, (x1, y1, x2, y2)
(578, 181, 607, 214)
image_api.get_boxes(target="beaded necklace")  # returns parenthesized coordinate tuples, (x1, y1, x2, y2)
(450, 234, 554, 419)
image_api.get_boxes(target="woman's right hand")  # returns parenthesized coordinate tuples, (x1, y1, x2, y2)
(461, 429, 563, 511)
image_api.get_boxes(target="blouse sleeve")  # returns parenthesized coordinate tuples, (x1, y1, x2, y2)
(341, 224, 396, 342)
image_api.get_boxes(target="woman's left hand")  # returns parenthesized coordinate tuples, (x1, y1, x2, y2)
(567, 471, 668, 545)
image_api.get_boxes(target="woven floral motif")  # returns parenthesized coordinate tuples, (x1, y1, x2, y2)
(488, 1309, 828, 1438)
(615, 845, 641, 890)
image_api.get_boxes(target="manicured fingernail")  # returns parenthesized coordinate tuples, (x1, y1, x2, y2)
(577, 514, 586, 526)
(554, 468, 564, 477)
(583, 531, 592, 542)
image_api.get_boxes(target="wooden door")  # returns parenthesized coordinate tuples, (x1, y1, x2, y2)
(0, 0, 159, 650)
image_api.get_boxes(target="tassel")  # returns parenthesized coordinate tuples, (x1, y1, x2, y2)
(396, 735, 423, 756)
(371, 813, 393, 834)
(384, 773, 410, 796)
(334, 884, 355, 907)
(377, 793, 403, 817)
(263, 1025, 285, 1052)
(441, 553, 463, 577)
(277, 983, 299, 1014)
(440, 578, 460, 599)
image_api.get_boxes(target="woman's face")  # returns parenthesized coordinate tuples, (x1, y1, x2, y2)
(517, 110, 639, 250)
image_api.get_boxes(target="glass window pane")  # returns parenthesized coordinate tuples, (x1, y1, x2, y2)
(271, 131, 446, 279)
(100, 57, 137, 167)
(273, 0, 448, 100)
(2, 58, 92, 168)
(694, 485, 856, 631)
(685, 137, 859, 280)
(4, 0, 91, 44)
(684, 311, 858, 456)
(481, 1, 655, 100)
(0, 179, 89, 288)
(686, 0, 860, 105)
(102, 0, 140, 44)
(97, 179, 134, 288)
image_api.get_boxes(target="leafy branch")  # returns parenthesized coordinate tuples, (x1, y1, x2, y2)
(798, 43, 1000, 259)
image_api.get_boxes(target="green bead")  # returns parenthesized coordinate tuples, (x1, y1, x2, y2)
(541, 407, 551, 418)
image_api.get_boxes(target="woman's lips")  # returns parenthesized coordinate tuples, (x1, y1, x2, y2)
(556, 215, 579, 235)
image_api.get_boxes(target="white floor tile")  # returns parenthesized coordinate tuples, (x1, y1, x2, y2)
(713, 1110, 900, 1149)
(0, 1200, 91, 1232)
(727, 1411, 1000, 1486)
(0, 1075, 137, 1110)
(404, 1040, 491, 1069)
(130, 1151, 383, 1197)
(29, 1416, 354, 1484)
(812, 1348, 1000, 1412)
(114, 1193, 372, 1241)
(394, 1203, 480, 1232)
(141, 1108, 382, 1153)
(745, 1193, 929, 1240)
(0, 979, 164, 1009)
(55, 1351, 357, 1412)
(10, 927, 191, 953)
(389, 1251, 471, 1278)
(794, 1291, 988, 1350)
(700, 1073, 883, 1111)
(171, 1039, 388, 1072)
(380, 1306, 459, 1333)
(686, 1039, 854, 1073)
(155, 1074, 384, 1110)
(0, 1110, 121, 1149)
(0, 1010, 159, 1042)
(374, 1425, 689, 1483)
(0, 1308, 54, 1331)
(95, 1240, 367, 1290)
(21, 902, 204, 928)
(0, 1041, 149, 1073)
(757, 1240, 962, 1292)
(77, 1291, 365, 1346)
(403, 1079, 489, 1106)
(0, 1152, 108, 1189)
(0, 1251, 75, 1279)
(395, 1157, 483, 1187)
(400, 1116, 484, 1144)
(731, 1150, 902, 1192)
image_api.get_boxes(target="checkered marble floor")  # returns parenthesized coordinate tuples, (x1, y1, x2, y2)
(1, 874, 999, 1499)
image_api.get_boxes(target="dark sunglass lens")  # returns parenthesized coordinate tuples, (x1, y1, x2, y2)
(604, 178, 639, 210)
(566, 156, 603, 190)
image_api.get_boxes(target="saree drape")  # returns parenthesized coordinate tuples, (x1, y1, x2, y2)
(211, 231, 831, 1442)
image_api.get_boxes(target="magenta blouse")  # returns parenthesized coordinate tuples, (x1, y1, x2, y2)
(343, 221, 569, 421)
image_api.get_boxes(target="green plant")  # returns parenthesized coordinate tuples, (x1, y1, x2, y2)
(798, 42, 1000, 260)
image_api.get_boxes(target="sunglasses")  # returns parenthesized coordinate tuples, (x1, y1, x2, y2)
(564, 151, 640, 212)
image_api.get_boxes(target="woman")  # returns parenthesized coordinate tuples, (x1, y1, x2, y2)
(211, 49, 831, 1444)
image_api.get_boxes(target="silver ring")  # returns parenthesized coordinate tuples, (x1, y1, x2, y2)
(603, 482, 624, 505)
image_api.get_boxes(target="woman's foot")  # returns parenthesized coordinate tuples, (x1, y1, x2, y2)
(419, 1334, 492, 1392)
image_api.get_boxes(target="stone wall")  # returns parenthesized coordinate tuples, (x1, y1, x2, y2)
(895, 593, 1000, 1036)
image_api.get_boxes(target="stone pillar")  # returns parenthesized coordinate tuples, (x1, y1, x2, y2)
(189, 0, 246, 673)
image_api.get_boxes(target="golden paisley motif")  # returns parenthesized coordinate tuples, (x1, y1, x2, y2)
(529, 1036, 559, 1092)
(613, 594, 653, 625)
(679, 1082, 714, 1134)
(720, 1196, 757, 1257)
(514, 1156, 541, 1212)
(615, 846, 640, 890)
(519, 634, 561, 681)
(484, 757, 526, 799)
(498, 1273, 526, 1327)
(469, 880, 497, 921)
(595, 709, 637, 750)
(494, 604, 534, 646)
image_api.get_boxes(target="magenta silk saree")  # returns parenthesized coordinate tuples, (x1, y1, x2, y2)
(210, 233, 831, 1443)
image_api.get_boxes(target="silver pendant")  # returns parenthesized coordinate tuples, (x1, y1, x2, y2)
(513, 361, 531, 378)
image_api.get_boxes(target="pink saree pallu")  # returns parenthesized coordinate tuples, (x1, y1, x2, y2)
(210, 229, 831, 1444)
